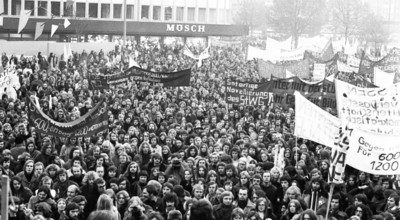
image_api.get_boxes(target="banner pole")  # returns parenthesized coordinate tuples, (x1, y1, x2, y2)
(1, 175, 10, 220)
(295, 136, 298, 165)
(325, 183, 334, 220)
(225, 78, 228, 114)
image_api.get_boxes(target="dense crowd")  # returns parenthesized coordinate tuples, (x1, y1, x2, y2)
(0, 40, 399, 220)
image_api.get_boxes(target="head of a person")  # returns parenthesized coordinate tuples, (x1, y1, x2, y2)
(189, 199, 214, 220)
(65, 202, 80, 220)
(230, 207, 245, 220)
(87, 210, 119, 220)
(387, 193, 400, 209)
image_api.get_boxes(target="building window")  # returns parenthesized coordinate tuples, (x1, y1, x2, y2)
(153, 6, 161, 20)
(63, 2, 73, 17)
(176, 7, 184, 21)
(209, 9, 216, 23)
(2, 0, 9, 15)
(25, 0, 34, 10)
(38, 1, 48, 16)
(76, 3, 85, 17)
(114, 4, 122, 18)
(101, 4, 110, 18)
(127, 5, 134, 19)
(141, 5, 149, 20)
(89, 3, 98, 18)
(164, 6, 172, 21)
(187, 7, 195, 22)
(219, 9, 225, 24)
(11, 0, 21, 15)
(198, 8, 206, 23)
(51, 2, 60, 16)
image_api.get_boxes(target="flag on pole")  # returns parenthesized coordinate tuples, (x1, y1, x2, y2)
(34, 22, 45, 40)
(320, 38, 334, 61)
(50, 24, 58, 37)
(129, 56, 139, 68)
(67, 43, 73, 60)
(18, 10, 32, 34)
(64, 18, 71, 28)
(63, 43, 68, 61)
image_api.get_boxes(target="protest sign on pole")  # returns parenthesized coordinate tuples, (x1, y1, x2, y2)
(328, 126, 350, 184)
(347, 126, 400, 175)
(335, 79, 400, 135)
(313, 63, 326, 81)
(294, 91, 339, 148)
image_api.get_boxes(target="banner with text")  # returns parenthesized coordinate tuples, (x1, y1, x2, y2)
(335, 79, 400, 135)
(28, 97, 108, 137)
(256, 77, 336, 109)
(258, 58, 310, 79)
(226, 80, 269, 106)
(335, 71, 376, 88)
(90, 67, 191, 89)
(347, 127, 400, 175)
(328, 126, 350, 184)
(294, 91, 340, 148)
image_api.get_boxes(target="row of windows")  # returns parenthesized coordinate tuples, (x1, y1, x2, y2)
(2, 0, 230, 24)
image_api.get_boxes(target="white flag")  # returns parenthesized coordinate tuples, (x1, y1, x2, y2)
(64, 18, 71, 28)
(18, 10, 32, 34)
(51, 24, 59, 37)
(34, 22, 45, 40)
(129, 56, 139, 68)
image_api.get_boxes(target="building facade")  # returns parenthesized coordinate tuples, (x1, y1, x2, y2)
(0, 0, 248, 43)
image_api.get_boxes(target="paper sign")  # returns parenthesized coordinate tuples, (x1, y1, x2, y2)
(294, 91, 339, 148)
(335, 79, 400, 135)
(347, 127, 400, 175)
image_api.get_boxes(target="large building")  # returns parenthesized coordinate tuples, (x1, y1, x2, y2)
(0, 0, 248, 43)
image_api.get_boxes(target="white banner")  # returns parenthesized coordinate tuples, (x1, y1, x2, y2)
(347, 127, 400, 175)
(374, 67, 395, 87)
(338, 62, 358, 73)
(347, 56, 360, 67)
(335, 79, 400, 135)
(248, 45, 304, 63)
(313, 63, 326, 81)
(328, 126, 350, 184)
(294, 91, 340, 148)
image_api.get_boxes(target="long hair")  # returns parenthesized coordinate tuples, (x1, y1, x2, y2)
(97, 194, 114, 211)
(88, 210, 118, 220)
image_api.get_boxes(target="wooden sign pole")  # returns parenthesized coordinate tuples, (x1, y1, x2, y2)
(1, 175, 9, 220)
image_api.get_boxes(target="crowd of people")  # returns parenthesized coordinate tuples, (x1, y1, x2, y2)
(0, 39, 399, 220)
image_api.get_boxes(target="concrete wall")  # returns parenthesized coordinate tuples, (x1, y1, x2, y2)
(0, 41, 116, 57)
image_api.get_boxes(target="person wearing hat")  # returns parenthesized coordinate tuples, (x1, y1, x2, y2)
(212, 190, 234, 220)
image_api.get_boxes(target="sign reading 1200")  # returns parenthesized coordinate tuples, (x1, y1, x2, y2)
(166, 24, 206, 33)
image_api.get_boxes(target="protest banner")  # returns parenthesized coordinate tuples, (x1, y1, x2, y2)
(347, 56, 360, 67)
(28, 97, 108, 137)
(90, 67, 191, 89)
(359, 48, 400, 82)
(335, 71, 376, 88)
(328, 126, 350, 184)
(294, 91, 339, 148)
(226, 80, 269, 106)
(258, 58, 310, 79)
(256, 77, 336, 109)
(347, 126, 400, 175)
(313, 63, 326, 81)
(374, 67, 395, 87)
(306, 52, 339, 77)
(335, 79, 400, 135)
(0, 67, 21, 100)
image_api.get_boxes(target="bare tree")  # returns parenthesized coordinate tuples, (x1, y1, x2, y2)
(329, 0, 369, 45)
(358, 13, 389, 54)
(267, 0, 327, 49)
(233, 0, 267, 36)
